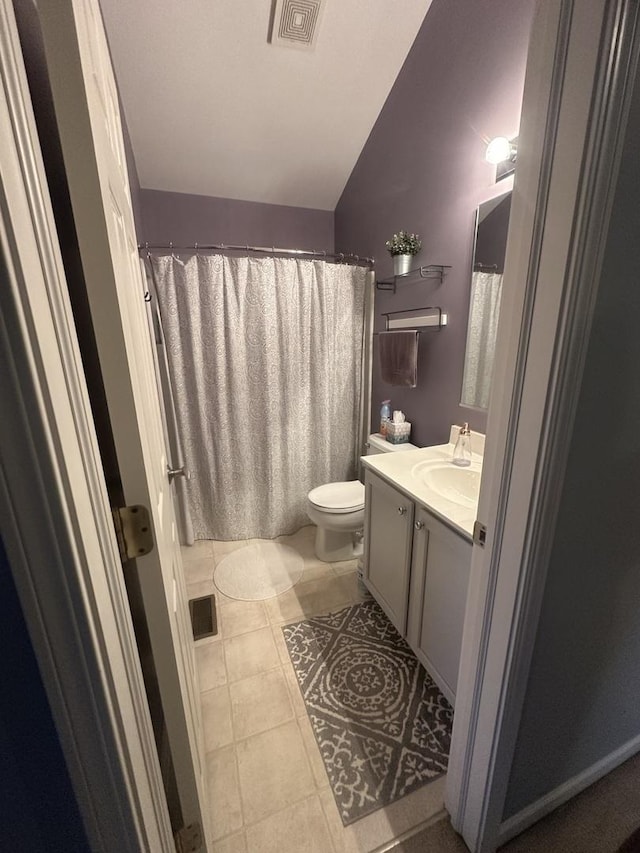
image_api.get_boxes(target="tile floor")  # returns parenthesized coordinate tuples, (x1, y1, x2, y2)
(182, 525, 447, 853)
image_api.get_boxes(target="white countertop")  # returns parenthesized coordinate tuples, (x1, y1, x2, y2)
(361, 442, 482, 541)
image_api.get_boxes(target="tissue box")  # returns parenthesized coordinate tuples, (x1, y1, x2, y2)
(386, 421, 412, 444)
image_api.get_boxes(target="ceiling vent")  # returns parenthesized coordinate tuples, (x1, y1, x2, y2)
(270, 0, 325, 50)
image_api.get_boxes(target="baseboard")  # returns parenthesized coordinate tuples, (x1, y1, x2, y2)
(497, 732, 640, 845)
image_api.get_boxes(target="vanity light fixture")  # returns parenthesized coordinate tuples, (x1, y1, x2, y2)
(486, 136, 518, 181)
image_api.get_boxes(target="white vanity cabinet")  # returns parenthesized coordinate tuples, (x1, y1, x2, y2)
(406, 505, 472, 703)
(363, 471, 415, 634)
(363, 469, 472, 705)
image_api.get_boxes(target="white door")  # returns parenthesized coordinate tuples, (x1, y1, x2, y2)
(36, 0, 210, 846)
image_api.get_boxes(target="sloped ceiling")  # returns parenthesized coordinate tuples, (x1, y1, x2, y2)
(99, 0, 433, 210)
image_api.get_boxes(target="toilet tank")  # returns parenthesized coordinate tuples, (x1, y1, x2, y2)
(366, 433, 418, 455)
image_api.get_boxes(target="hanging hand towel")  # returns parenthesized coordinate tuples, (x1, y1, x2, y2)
(379, 330, 419, 387)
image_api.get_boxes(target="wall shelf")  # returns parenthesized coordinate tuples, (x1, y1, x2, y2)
(380, 306, 448, 332)
(376, 264, 451, 293)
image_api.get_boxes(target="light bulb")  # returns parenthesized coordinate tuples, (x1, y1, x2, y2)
(486, 137, 512, 165)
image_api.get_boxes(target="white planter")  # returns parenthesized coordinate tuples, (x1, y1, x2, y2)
(393, 254, 413, 276)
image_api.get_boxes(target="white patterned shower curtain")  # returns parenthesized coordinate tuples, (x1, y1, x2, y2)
(152, 254, 367, 541)
(461, 271, 504, 410)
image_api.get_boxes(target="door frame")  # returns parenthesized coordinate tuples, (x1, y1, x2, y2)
(445, 0, 640, 849)
(0, 2, 175, 850)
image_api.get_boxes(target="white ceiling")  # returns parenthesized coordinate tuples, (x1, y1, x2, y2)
(99, 0, 433, 211)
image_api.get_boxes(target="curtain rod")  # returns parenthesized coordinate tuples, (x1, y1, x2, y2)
(138, 242, 375, 267)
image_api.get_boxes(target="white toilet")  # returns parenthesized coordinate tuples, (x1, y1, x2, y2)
(306, 433, 418, 562)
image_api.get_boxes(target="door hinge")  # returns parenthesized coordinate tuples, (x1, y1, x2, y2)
(473, 520, 487, 548)
(111, 505, 154, 561)
(174, 822, 202, 853)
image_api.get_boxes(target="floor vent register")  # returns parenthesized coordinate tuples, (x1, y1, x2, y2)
(188, 594, 218, 641)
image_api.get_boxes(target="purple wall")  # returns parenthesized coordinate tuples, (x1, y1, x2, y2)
(139, 189, 334, 252)
(335, 0, 535, 447)
(504, 49, 640, 820)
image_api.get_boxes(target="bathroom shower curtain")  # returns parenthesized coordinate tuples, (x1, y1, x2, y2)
(461, 270, 503, 409)
(152, 254, 367, 541)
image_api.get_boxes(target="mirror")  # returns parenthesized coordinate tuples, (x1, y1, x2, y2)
(460, 191, 512, 410)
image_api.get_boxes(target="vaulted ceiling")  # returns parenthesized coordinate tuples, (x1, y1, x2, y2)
(99, 0, 433, 211)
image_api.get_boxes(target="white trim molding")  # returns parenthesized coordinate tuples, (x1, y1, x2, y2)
(446, 1, 640, 850)
(498, 735, 640, 846)
(0, 1, 173, 849)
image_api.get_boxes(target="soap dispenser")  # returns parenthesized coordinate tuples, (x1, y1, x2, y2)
(452, 423, 472, 467)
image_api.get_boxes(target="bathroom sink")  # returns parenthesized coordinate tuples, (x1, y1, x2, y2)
(412, 461, 481, 507)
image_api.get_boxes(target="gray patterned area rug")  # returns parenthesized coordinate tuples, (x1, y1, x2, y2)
(282, 598, 453, 825)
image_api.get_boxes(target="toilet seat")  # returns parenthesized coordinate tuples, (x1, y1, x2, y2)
(308, 480, 365, 514)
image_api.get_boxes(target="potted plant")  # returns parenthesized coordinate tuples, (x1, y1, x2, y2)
(386, 230, 422, 276)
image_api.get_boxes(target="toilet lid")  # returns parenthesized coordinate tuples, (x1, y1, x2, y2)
(308, 480, 365, 513)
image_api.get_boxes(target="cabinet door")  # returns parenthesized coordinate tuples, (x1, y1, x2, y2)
(363, 471, 414, 634)
(410, 507, 472, 704)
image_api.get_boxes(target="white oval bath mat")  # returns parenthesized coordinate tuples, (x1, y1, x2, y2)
(213, 542, 303, 601)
